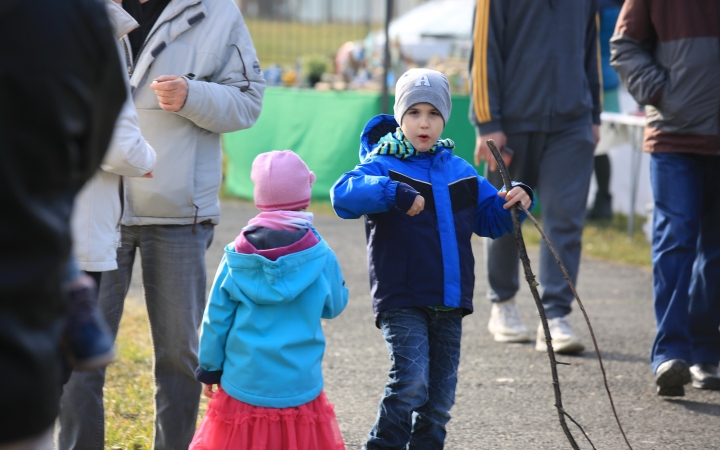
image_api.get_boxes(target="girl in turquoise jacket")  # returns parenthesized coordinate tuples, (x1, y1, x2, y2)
(191, 151, 348, 450)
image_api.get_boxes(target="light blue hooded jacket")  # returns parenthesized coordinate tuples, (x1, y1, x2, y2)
(196, 230, 348, 408)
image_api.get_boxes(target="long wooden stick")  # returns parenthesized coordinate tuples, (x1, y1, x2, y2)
(485, 140, 582, 449)
(485, 139, 633, 450)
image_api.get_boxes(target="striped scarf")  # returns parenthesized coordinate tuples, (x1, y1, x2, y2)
(370, 128, 454, 159)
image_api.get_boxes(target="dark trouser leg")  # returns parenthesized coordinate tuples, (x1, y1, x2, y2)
(138, 223, 214, 450)
(649, 154, 699, 372)
(688, 155, 720, 366)
(536, 125, 595, 319)
(485, 133, 540, 303)
(58, 226, 137, 450)
(588, 154, 612, 220)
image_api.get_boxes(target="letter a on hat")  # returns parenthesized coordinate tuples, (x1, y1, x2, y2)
(415, 75, 430, 87)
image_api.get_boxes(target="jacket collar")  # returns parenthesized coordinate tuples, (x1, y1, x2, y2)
(105, 0, 138, 40)
(129, 0, 207, 87)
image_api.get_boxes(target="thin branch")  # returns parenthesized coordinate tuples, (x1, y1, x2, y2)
(519, 204, 633, 450)
(486, 139, 580, 450)
(486, 139, 633, 450)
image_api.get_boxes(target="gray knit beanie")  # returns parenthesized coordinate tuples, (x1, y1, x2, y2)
(394, 68, 452, 126)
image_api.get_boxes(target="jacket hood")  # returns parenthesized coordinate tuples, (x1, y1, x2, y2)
(222, 234, 329, 305)
(359, 114, 400, 162)
(358, 114, 454, 163)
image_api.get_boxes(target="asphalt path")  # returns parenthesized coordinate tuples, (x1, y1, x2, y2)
(125, 199, 720, 450)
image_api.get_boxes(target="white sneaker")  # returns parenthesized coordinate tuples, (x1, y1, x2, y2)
(488, 298, 530, 343)
(535, 316, 585, 354)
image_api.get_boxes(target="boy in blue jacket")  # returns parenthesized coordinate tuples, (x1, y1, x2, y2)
(331, 68, 533, 449)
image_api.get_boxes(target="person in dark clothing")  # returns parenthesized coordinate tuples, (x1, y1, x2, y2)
(0, 0, 126, 447)
(588, 0, 624, 221)
(469, 0, 601, 354)
(611, 0, 720, 397)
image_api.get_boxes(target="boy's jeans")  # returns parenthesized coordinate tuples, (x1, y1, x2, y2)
(365, 307, 463, 450)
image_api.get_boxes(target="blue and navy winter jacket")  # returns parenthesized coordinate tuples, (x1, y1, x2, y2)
(331, 115, 533, 324)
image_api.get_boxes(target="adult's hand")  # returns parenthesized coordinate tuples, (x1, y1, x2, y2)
(150, 75, 189, 112)
(474, 131, 507, 171)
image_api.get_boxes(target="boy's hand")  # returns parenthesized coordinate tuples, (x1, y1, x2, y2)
(499, 186, 532, 210)
(203, 383, 217, 399)
(406, 195, 425, 216)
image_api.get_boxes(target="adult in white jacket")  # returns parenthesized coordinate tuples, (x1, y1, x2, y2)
(59, 0, 265, 449)
(70, 2, 156, 277)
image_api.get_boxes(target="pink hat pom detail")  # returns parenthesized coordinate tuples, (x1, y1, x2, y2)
(251, 150, 315, 211)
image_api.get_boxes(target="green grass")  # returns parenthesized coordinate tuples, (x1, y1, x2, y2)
(522, 212, 651, 268)
(245, 19, 373, 68)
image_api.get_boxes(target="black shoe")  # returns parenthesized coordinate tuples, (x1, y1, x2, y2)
(690, 363, 720, 390)
(63, 274, 116, 371)
(655, 359, 691, 397)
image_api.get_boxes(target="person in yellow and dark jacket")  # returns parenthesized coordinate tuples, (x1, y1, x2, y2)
(468, 0, 601, 354)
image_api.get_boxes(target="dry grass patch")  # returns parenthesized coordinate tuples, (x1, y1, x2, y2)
(103, 300, 209, 450)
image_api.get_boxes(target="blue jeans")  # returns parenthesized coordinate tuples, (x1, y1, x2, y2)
(485, 125, 595, 318)
(365, 307, 463, 450)
(649, 153, 720, 372)
(58, 223, 214, 450)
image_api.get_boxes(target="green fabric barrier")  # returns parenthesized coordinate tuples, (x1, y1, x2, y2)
(223, 87, 480, 201)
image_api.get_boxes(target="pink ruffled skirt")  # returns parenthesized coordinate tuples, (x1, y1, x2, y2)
(190, 387, 345, 450)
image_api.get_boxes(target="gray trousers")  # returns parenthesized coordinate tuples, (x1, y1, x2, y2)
(485, 125, 595, 319)
(58, 223, 214, 450)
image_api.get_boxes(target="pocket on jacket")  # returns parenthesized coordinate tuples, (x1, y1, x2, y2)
(553, 53, 593, 118)
(126, 110, 198, 218)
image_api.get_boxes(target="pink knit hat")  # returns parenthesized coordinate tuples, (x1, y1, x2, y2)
(251, 150, 316, 211)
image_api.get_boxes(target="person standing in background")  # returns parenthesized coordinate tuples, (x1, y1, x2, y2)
(58, 0, 266, 448)
(587, 0, 624, 221)
(0, 0, 126, 447)
(469, 0, 601, 354)
(611, 0, 720, 397)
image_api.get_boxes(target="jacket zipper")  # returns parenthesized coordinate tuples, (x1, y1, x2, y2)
(122, 39, 132, 75)
(128, 1, 202, 77)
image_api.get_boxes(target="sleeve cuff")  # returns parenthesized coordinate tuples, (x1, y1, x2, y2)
(394, 182, 419, 212)
(176, 79, 201, 118)
(499, 181, 535, 210)
(476, 121, 503, 135)
(195, 367, 223, 385)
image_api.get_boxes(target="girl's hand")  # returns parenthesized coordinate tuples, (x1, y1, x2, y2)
(499, 187, 532, 210)
(203, 383, 217, 399)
